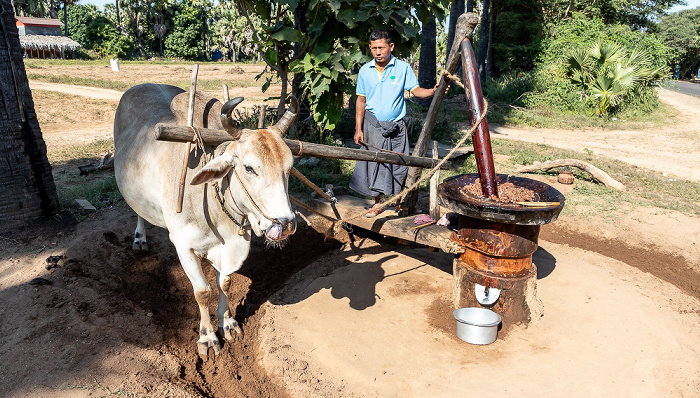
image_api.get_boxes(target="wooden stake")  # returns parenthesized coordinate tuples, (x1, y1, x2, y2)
(177, 64, 199, 213)
(429, 140, 440, 221)
(258, 104, 267, 129)
(222, 84, 230, 102)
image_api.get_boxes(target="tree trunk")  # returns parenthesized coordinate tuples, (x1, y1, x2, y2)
(136, 12, 143, 57)
(476, 0, 489, 81)
(417, 15, 436, 108)
(116, 0, 121, 33)
(0, 0, 59, 232)
(485, 8, 496, 80)
(466, 0, 474, 13)
(445, 0, 464, 65)
(62, 1, 68, 36)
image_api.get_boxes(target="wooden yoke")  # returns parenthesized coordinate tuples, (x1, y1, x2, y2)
(400, 13, 479, 212)
(155, 125, 452, 170)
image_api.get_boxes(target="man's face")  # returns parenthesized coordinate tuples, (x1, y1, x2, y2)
(369, 39, 394, 65)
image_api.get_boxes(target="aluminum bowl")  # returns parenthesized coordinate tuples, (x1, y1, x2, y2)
(453, 307, 502, 345)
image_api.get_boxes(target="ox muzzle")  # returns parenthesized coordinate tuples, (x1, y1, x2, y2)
(265, 217, 297, 242)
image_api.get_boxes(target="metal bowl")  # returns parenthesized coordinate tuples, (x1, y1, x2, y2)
(453, 307, 502, 345)
(439, 173, 566, 225)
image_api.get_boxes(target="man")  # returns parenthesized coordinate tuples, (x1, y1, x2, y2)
(350, 30, 438, 217)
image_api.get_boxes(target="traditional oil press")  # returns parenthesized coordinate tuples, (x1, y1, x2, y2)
(438, 39, 565, 326)
(154, 12, 565, 329)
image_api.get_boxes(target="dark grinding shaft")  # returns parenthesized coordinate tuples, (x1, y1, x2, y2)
(460, 40, 498, 198)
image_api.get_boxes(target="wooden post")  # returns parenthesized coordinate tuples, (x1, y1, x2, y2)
(177, 64, 198, 213)
(258, 104, 267, 129)
(401, 13, 479, 211)
(429, 140, 440, 221)
(222, 84, 230, 102)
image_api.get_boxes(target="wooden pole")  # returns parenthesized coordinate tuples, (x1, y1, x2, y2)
(155, 125, 451, 170)
(177, 64, 198, 213)
(290, 167, 333, 201)
(461, 40, 498, 198)
(222, 84, 230, 102)
(258, 104, 267, 128)
(401, 13, 479, 210)
(429, 140, 440, 221)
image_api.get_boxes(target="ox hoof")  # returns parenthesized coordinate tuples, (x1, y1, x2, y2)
(220, 323, 243, 341)
(132, 240, 149, 253)
(197, 335, 222, 359)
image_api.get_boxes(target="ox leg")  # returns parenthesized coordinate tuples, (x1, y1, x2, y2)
(216, 271, 243, 340)
(178, 249, 221, 357)
(132, 216, 149, 252)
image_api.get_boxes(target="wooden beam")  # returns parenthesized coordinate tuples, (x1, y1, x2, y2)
(309, 195, 456, 254)
(154, 124, 452, 170)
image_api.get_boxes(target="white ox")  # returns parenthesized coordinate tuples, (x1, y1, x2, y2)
(113, 83, 298, 356)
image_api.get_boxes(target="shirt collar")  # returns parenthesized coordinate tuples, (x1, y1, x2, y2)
(370, 55, 395, 68)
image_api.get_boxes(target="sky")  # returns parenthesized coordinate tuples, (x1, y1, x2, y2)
(83, 0, 700, 13)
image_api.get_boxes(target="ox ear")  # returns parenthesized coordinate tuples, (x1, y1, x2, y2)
(190, 151, 236, 185)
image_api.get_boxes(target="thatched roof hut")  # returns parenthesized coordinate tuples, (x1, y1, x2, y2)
(19, 35, 81, 52)
(15, 17, 80, 59)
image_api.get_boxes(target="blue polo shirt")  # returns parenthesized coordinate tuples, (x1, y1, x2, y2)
(356, 55, 419, 122)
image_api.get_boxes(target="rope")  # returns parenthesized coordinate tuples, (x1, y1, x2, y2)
(359, 140, 407, 156)
(440, 69, 465, 89)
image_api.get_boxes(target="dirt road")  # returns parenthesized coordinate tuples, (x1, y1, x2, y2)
(491, 89, 700, 181)
(1, 79, 697, 397)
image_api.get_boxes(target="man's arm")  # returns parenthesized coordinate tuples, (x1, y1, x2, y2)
(411, 84, 438, 99)
(354, 95, 366, 145)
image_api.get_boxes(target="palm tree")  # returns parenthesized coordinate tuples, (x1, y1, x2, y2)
(61, 0, 76, 36)
(567, 40, 669, 115)
(0, 3, 59, 231)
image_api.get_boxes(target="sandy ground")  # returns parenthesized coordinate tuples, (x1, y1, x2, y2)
(1, 73, 699, 397)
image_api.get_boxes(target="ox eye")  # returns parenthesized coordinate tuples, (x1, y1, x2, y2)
(244, 165, 257, 175)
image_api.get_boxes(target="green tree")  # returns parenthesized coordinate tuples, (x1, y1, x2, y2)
(213, 1, 257, 61)
(60, 3, 98, 47)
(567, 39, 668, 115)
(164, 3, 205, 60)
(656, 8, 700, 78)
(236, 0, 449, 131)
(90, 15, 134, 57)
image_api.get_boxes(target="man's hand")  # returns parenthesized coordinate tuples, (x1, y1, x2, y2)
(354, 129, 364, 145)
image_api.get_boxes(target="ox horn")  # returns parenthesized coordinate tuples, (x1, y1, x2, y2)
(220, 97, 244, 139)
(270, 96, 299, 135)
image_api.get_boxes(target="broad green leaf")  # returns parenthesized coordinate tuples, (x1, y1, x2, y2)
(270, 26, 299, 42)
(315, 52, 331, 63)
(264, 48, 277, 65)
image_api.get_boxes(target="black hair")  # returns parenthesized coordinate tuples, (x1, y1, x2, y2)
(369, 30, 392, 45)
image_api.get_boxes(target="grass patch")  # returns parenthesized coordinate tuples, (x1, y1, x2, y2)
(49, 139, 115, 164)
(58, 175, 121, 209)
(27, 73, 133, 91)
